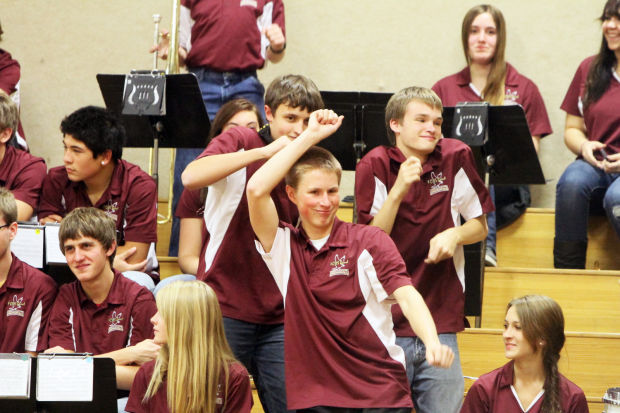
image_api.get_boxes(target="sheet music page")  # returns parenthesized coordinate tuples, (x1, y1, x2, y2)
(11, 225, 44, 268)
(36, 356, 93, 401)
(0, 355, 31, 398)
(44, 224, 67, 264)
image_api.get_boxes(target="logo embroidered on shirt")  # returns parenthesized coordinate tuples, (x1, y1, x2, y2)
(6, 295, 25, 317)
(427, 172, 449, 195)
(108, 311, 124, 333)
(505, 88, 520, 103)
(103, 201, 119, 222)
(329, 254, 350, 277)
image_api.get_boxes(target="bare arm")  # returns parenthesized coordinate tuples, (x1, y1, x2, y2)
(392, 285, 454, 368)
(97, 339, 160, 366)
(116, 365, 140, 390)
(264, 24, 286, 63)
(178, 218, 202, 275)
(246, 110, 343, 252)
(113, 242, 149, 273)
(369, 156, 422, 234)
(532, 135, 541, 153)
(15, 200, 34, 221)
(182, 138, 290, 190)
(425, 215, 487, 264)
(564, 113, 604, 168)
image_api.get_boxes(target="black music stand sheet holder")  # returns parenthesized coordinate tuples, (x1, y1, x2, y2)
(97, 73, 210, 148)
(442, 104, 545, 185)
(319, 91, 392, 170)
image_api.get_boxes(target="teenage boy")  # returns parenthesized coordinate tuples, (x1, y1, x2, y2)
(246, 109, 454, 411)
(179, 74, 323, 412)
(45, 207, 159, 390)
(0, 188, 56, 354)
(38, 106, 157, 276)
(0, 91, 46, 221)
(355, 86, 493, 413)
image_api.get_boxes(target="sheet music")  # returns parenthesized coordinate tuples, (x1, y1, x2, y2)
(36, 355, 93, 401)
(11, 224, 45, 268)
(0, 355, 31, 398)
(44, 224, 67, 264)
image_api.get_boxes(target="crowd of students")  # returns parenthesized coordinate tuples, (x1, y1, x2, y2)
(1, 0, 619, 412)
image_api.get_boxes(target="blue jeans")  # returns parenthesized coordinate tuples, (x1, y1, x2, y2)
(395, 334, 463, 413)
(222, 317, 291, 413)
(168, 69, 266, 256)
(486, 185, 496, 254)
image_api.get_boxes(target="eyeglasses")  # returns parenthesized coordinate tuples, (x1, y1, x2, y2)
(0, 224, 10, 230)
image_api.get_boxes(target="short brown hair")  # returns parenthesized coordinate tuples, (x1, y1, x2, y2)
(59, 207, 117, 265)
(0, 188, 17, 225)
(264, 74, 324, 114)
(0, 91, 18, 141)
(385, 86, 443, 145)
(285, 146, 342, 189)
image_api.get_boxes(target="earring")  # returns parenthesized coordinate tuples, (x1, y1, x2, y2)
(539, 341, 544, 346)
(101, 161, 105, 165)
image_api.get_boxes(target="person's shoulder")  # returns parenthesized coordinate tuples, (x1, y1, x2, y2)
(229, 360, 249, 377)
(13, 257, 56, 289)
(505, 62, 541, 89)
(56, 280, 80, 301)
(47, 165, 69, 180)
(558, 372, 586, 397)
(8, 146, 45, 166)
(119, 160, 154, 181)
(438, 137, 472, 156)
(433, 68, 468, 89)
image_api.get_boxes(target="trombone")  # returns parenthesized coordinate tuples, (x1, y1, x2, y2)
(151, 0, 181, 225)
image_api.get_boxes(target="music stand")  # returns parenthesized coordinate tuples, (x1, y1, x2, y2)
(441, 104, 545, 323)
(97, 73, 210, 187)
(0, 357, 36, 413)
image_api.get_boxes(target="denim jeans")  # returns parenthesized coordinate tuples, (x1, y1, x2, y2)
(168, 68, 266, 256)
(222, 317, 291, 413)
(395, 333, 464, 413)
(556, 159, 620, 241)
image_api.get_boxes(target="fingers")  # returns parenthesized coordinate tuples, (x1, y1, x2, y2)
(314, 109, 341, 125)
(40, 214, 63, 224)
(125, 259, 148, 273)
(426, 344, 455, 368)
(116, 246, 137, 260)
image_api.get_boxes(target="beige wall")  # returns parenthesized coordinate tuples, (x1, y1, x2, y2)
(1, 0, 604, 206)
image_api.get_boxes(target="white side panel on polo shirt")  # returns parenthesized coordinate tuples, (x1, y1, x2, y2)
(202, 152, 246, 272)
(255, 226, 291, 303)
(370, 176, 388, 217)
(24, 299, 43, 352)
(358, 250, 406, 368)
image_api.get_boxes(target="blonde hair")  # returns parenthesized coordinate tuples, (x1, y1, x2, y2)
(144, 281, 236, 413)
(384, 86, 443, 145)
(461, 4, 507, 105)
(0, 90, 18, 140)
(285, 146, 342, 189)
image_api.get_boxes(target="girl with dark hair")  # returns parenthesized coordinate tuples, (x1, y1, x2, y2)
(432, 4, 552, 267)
(554, 0, 620, 269)
(461, 295, 588, 413)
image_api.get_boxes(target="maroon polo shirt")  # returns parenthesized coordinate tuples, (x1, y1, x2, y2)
(126, 360, 252, 413)
(561, 55, 620, 154)
(0, 49, 27, 145)
(461, 361, 589, 413)
(175, 187, 208, 252)
(181, 0, 285, 71)
(355, 140, 493, 335)
(191, 126, 297, 325)
(432, 63, 552, 138)
(257, 219, 413, 409)
(0, 254, 57, 352)
(39, 160, 157, 244)
(0, 145, 46, 210)
(47, 271, 156, 354)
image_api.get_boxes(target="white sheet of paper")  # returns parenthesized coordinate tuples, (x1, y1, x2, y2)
(44, 224, 66, 264)
(11, 225, 44, 268)
(36, 356, 93, 401)
(0, 356, 31, 398)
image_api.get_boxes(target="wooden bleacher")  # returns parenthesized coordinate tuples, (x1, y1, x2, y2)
(156, 203, 620, 412)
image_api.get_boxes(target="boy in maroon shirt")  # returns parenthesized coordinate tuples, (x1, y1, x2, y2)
(246, 109, 454, 411)
(45, 208, 159, 390)
(0, 188, 56, 354)
(0, 91, 46, 221)
(355, 87, 493, 413)
(39, 106, 157, 277)
(179, 74, 322, 412)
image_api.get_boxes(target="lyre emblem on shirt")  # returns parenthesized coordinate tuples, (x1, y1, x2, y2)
(329, 254, 350, 277)
(505, 88, 520, 103)
(108, 311, 124, 333)
(6, 295, 25, 317)
(427, 172, 449, 196)
(103, 201, 119, 221)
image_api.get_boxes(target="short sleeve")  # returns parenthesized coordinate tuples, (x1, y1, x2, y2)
(123, 172, 158, 243)
(254, 226, 291, 299)
(520, 81, 553, 138)
(38, 169, 67, 219)
(128, 289, 157, 346)
(355, 154, 388, 225)
(453, 145, 494, 220)
(222, 363, 253, 413)
(125, 363, 152, 413)
(46, 287, 77, 351)
(9, 156, 46, 209)
(561, 58, 591, 117)
(27, 276, 58, 352)
(175, 188, 203, 219)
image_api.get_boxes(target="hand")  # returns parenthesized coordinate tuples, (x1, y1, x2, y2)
(113, 247, 148, 273)
(603, 152, 620, 174)
(305, 109, 344, 144)
(580, 140, 605, 169)
(264, 23, 285, 52)
(392, 157, 422, 200)
(425, 228, 459, 264)
(149, 29, 170, 60)
(425, 341, 455, 368)
(263, 136, 292, 158)
(40, 214, 63, 224)
(130, 339, 160, 365)
(44, 346, 72, 354)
